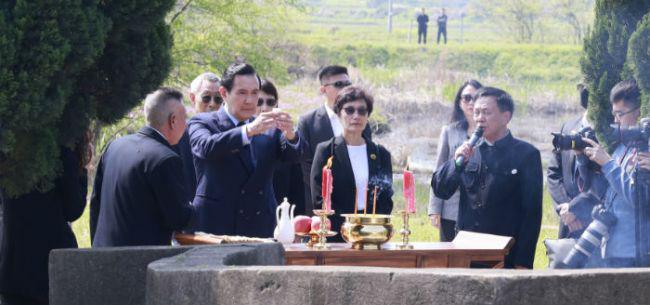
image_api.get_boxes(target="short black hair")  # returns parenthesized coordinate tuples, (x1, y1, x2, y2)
(577, 83, 589, 109)
(474, 86, 515, 115)
(260, 79, 278, 101)
(221, 62, 261, 92)
(610, 79, 640, 108)
(333, 86, 374, 116)
(318, 65, 348, 83)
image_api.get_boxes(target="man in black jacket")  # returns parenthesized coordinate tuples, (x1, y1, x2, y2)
(297, 65, 371, 214)
(90, 88, 195, 247)
(432, 87, 543, 269)
(417, 8, 429, 44)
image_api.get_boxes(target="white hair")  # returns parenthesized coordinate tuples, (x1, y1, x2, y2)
(190, 72, 220, 94)
(143, 88, 183, 129)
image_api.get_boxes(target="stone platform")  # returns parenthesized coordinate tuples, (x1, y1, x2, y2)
(50, 243, 650, 305)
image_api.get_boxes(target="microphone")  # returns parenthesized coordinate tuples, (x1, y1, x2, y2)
(455, 126, 484, 172)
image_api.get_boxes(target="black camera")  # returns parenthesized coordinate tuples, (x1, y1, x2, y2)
(552, 126, 598, 151)
(558, 205, 617, 269)
(610, 118, 650, 149)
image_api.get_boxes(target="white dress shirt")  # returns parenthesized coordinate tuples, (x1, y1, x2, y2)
(347, 144, 368, 210)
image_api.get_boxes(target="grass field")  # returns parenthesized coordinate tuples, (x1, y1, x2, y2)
(72, 178, 559, 269)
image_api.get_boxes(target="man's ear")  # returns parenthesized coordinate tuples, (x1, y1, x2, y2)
(319, 85, 326, 95)
(189, 93, 196, 106)
(504, 111, 513, 124)
(219, 86, 229, 100)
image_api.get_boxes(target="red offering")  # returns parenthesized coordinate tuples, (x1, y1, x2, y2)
(403, 168, 416, 213)
(321, 157, 334, 212)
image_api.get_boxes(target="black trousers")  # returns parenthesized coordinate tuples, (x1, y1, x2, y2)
(1, 293, 47, 305)
(439, 218, 456, 242)
(418, 28, 427, 44)
(437, 28, 447, 44)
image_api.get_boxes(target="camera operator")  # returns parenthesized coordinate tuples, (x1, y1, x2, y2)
(582, 79, 644, 268)
(547, 84, 600, 239)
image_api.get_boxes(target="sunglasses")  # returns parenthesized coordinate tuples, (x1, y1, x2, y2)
(201, 94, 222, 104)
(324, 80, 352, 89)
(461, 94, 474, 103)
(257, 98, 278, 107)
(342, 106, 368, 116)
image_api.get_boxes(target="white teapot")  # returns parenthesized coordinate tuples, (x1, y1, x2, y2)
(273, 197, 295, 245)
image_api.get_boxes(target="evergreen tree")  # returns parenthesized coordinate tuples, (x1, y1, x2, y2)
(0, 0, 173, 197)
(581, 0, 649, 145)
(628, 13, 650, 117)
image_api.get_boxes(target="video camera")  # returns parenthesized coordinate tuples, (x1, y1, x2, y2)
(552, 126, 598, 151)
(609, 118, 650, 150)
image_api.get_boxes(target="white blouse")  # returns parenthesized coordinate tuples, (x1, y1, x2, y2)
(347, 144, 369, 210)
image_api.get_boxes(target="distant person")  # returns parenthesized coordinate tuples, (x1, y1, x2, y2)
(297, 65, 371, 214)
(311, 86, 393, 242)
(432, 87, 543, 269)
(173, 72, 223, 203)
(437, 8, 448, 44)
(188, 63, 302, 238)
(91, 88, 196, 247)
(256, 79, 306, 215)
(428, 80, 482, 242)
(417, 8, 429, 44)
(1, 137, 90, 305)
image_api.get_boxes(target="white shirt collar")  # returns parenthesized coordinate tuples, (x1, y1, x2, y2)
(324, 104, 343, 137)
(224, 105, 248, 125)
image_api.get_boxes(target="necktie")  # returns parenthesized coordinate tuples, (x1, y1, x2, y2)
(237, 121, 255, 170)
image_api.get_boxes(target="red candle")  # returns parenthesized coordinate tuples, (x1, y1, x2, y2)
(403, 168, 416, 213)
(321, 157, 334, 212)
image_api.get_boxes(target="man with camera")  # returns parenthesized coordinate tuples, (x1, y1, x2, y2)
(582, 80, 645, 267)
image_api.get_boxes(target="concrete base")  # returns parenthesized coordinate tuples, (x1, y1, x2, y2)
(51, 243, 650, 305)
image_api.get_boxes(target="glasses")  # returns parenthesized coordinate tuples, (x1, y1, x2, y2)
(342, 106, 368, 116)
(612, 106, 639, 118)
(323, 80, 352, 89)
(201, 94, 222, 104)
(257, 98, 278, 107)
(461, 94, 474, 103)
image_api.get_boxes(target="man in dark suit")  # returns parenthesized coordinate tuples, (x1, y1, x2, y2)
(90, 88, 196, 247)
(432, 87, 543, 269)
(547, 84, 601, 239)
(188, 63, 301, 238)
(297, 65, 371, 214)
(173, 72, 223, 203)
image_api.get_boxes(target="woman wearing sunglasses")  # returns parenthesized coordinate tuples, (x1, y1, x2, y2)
(310, 86, 393, 242)
(428, 79, 482, 242)
(256, 79, 306, 215)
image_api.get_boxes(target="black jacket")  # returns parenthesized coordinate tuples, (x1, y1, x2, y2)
(432, 133, 543, 268)
(273, 162, 306, 215)
(90, 127, 195, 247)
(311, 136, 393, 242)
(297, 105, 371, 214)
(0, 147, 87, 300)
(172, 129, 197, 203)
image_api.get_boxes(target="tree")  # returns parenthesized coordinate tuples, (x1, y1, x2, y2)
(628, 13, 650, 117)
(550, 0, 594, 44)
(581, 0, 650, 145)
(0, 0, 174, 197)
(471, 0, 543, 43)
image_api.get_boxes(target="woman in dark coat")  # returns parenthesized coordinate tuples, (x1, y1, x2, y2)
(0, 138, 90, 305)
(311, 86, 393, 242)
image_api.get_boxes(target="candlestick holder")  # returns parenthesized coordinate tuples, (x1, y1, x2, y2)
(312, 209, 336, 249)
(396, 210, 414, 250)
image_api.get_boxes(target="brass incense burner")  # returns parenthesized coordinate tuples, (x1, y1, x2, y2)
(340, 214, 393, 250)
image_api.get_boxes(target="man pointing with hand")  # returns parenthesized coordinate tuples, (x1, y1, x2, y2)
(188, 62, 302, 237)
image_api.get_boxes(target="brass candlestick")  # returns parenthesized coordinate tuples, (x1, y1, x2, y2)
(396, 210, 414, 250)
(312, 209, 335, 249)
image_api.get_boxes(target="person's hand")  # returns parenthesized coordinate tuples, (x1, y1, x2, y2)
(453, 142, 474, 164)
(246, 111, 277, 137)
(567, 219, 584, 232)
(429, 214, 441, 228)
(558, 203, 576, 225)
(272, 109, 296, 141)
(582, 138, 612, 166)
(638, 152, 650, 171)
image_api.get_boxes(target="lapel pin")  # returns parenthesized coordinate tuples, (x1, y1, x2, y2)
(370, 154, 377, 160)
(511, 169, 518, 175)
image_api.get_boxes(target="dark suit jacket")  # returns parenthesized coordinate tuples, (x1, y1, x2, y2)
(273, 162, 306, 215)
(0, 147, 87, 300)
(547, 115, 583, 238)
(310, 136, 393, 242)
(90, 127, 195, 247)
(172, 129, 197, 203)
(298, 105, 372, 214)
(188, 108, 302, 238)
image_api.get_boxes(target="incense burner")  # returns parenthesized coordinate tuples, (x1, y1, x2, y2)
(340, 214, 393, 250)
